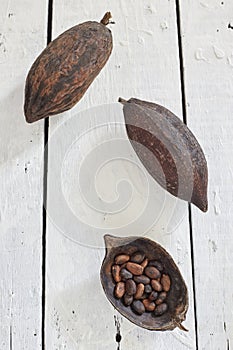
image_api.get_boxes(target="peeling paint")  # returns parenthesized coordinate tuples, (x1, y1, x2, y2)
(137, 36, 144, 45)
(213, 45, 225, 59)
(195, 48, 208, 62)
(227, 56, 233, 67)
(209, 239, 217, 253)
(160, 21, 169, 30)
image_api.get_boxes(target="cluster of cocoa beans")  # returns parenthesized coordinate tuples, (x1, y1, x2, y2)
(112, 251, 171, 316)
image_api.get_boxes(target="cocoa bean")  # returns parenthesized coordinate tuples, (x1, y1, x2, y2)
(131, 300, 145, 315)
(115, 254, 130, 265)
(148, 260, 163, 271)
(134, 283, 145, 300)
(140, 258, 149, 269)
(148, 291, 158, 301)
(126, 262, 143, 276)
(130, 251, 145, 264)
(123, 294, 133, 306)
(154, 303, 168, 316)
(144, 284, 152, 294)
(125, 279, 137, 296)
(133, 275, 150, 284)
(112, 265, 121, 283)
(161, 274, 171, 292)
(139, 293, 148, 300)
(114, 282, 125, 299)
(120, 268, 133, 280)
(143, 299, 156, 312)
(156, 292, 167, 305)
(145, 266, 161, 279)
(151, 279, 162, 292)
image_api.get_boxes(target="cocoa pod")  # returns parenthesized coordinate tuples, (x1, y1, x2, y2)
(24, 13, 113, 123)
(101, 235, 189, 331)
(119, 97, 208, 212)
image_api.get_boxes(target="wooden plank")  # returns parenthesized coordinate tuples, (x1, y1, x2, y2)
(0, 1, 47, 349)
(46, 1, 197, 348)
(179, 1, 233, 349)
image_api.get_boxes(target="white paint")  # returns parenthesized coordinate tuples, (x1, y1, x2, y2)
(1, 1, 232, 349)
(46, 1, 196, 349)
(0, 0, 46, 349)
(180, 0, 233, 348)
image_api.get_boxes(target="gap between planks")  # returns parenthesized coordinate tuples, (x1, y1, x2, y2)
(42, 0, 53, 349)
(175, 0, 199, 349)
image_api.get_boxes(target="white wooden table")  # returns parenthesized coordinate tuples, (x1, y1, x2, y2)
(1, 1, 233, 349)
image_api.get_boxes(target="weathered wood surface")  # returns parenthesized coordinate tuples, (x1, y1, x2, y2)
(0, 0, 47, 349)
(1, 0, 233, 349)
(46, 1, 196, 349)
(180, 1, 233, 349)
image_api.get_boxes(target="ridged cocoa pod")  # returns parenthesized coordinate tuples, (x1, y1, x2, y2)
(119, 97, 208, 212)
(100, 235, 188, 331)
(24, 12, 113, 123)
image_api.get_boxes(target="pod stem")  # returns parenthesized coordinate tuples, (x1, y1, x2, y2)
(118, 97, 127, 105)
(100, 12, 113, 25)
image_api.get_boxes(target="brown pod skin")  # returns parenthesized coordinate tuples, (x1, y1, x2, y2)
(24, 13, 113, 123)
(100, 235, 189, 331)
(119, 97, 208, 212)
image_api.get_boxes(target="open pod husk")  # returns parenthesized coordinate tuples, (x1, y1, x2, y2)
(100, 235, 188, 331)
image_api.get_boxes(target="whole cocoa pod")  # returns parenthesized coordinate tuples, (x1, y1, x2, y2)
(24, 12, 113, 123)
(119, 97, 208, 212)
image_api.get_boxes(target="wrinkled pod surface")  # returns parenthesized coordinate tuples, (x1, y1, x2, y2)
(24, 12, 113, 123)
(100, 235, 188, 331)
(119, 97, 208, 212)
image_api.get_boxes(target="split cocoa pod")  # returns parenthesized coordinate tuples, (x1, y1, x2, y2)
(100, 235, 188, 331)
(119, 97, 208, 212)
(24, 12, 113, 123)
